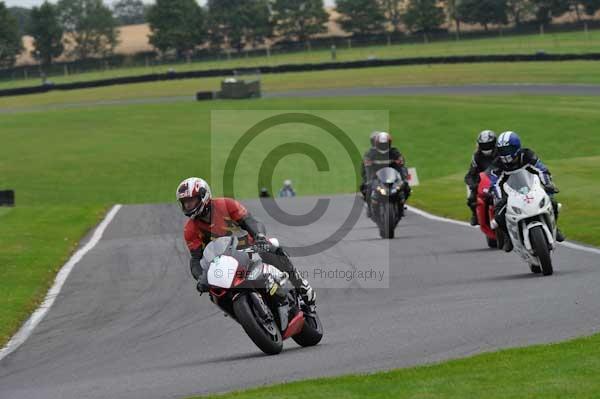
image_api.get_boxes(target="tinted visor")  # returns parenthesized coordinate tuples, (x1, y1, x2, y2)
(498, 144, 519, 157)
(479, 141, 496, 152)
(375, 141, 390, 152)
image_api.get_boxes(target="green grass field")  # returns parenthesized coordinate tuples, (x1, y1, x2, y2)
(2, 28, 600, 90)
(3, 61, 600, 110)
(193, 333, 600, 399)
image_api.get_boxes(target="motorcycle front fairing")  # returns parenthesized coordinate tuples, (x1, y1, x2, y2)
(373, 167, 404, 197)
(504, 170, 556, 262)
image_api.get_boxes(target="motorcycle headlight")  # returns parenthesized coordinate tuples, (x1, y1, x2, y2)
(511, 206, 522, 215)
(377, 186, 387, 195)
(539, 197, 546, 208)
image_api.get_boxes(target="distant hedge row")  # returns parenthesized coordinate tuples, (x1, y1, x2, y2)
(2, 52, 599, 98)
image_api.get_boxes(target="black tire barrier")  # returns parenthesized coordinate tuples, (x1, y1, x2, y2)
(196, 91, 215, 101)
(2, 52, 600, 98)
(0, 190, 15, 206)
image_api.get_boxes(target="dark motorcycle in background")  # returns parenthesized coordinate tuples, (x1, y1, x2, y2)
(369, 167, 407, 239)
(202, 236, 323, 355)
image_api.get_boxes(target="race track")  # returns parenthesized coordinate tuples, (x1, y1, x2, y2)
(3, 84, 600, 114)
(1, 195, 600, 399)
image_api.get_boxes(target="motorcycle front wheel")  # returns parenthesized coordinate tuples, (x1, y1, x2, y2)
(530, 226, 553, 276)
(379, 201, 396, 239)
(233, 293, 283, 355)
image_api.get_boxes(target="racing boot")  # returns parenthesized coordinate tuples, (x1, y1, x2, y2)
(289, 270, 316, 306)
(470, 212, 479, 226)
(556, 229, 565, 242)
(503, 236, 513, 252)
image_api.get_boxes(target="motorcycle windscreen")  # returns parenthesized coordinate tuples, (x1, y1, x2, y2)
(375, 167, 402, 184)
(505, 169, 536, 195)
(200, 236, 237, 270)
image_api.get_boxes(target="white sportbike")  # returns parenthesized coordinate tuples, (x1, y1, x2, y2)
(501, 169, 559, 276)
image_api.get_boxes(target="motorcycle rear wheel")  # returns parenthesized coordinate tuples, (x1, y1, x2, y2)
(486, 237, 498, 248)
(530, 265, 542, 274)
(292, 312, 324, 347)
(233, 293, 283, 355)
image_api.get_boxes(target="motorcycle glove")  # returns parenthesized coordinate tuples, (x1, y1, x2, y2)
(253, 233, 274, 253)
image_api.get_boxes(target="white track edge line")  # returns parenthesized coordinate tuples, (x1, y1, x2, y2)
(407, 205, 600, 255)
(0, 204, 122, 361)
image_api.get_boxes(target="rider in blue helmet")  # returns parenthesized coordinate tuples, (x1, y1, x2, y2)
(490, 131, 565, 252)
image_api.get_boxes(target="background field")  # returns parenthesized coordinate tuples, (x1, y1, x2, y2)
(3, 61, 600, 110)
(3, 28, 600, 90)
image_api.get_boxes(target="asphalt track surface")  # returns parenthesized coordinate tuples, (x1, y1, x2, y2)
(1, 195, 600, 399)
(3, 84, 600, 114)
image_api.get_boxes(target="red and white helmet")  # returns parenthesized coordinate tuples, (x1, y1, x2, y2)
(176, 177, 212, 218)
(374, 131, 392, 154)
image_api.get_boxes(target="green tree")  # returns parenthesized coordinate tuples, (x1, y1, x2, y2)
(113, 0, 146, 26)
(273, 0, 328, 43)
(576, 0, 600, 18)
(0, 1, 23, 68)
(58, 0, 119, 59)
(531, 0, 570, 25)
(246, 0, 272, 47)
(402, 0, 445, 39)
(208, 0, 272, 52)
(506, 0, 535, 26)
(30, 2, 64, 68)
(336, 0, 386, 35)
(457, 0, 508, 31)
(444, 0, 463, 37)
(379, 0, 404, 32)
(8, 6, 31, 35)
(147, 0, 206, 57)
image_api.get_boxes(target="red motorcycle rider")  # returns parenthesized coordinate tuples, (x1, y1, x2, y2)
(177, 177, 315, 305)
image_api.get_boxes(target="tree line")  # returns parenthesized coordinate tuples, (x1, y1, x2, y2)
(0, 0, 599, 70)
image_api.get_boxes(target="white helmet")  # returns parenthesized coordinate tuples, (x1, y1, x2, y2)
(284, 179, 292, 187)
(374, 131, 392, 154)
(477, 130, 497, 156)
(176, 177, 211, 218)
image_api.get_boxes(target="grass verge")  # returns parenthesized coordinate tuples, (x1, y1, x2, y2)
(192, 332, 600, 399)
(0, 206, 106, 345)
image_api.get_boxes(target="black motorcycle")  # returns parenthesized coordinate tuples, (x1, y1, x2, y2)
(369, 167, 407, 239)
